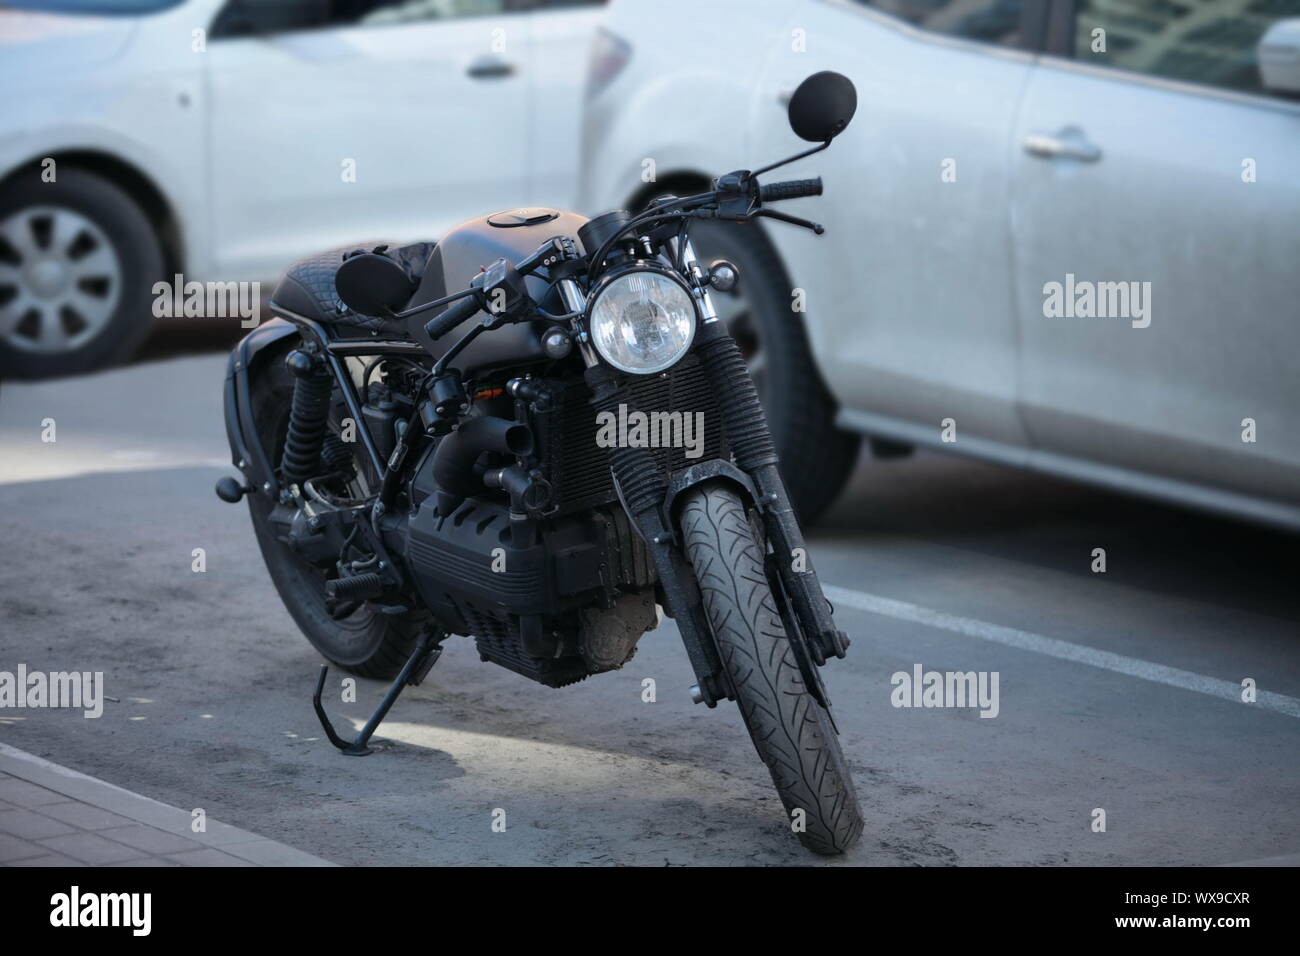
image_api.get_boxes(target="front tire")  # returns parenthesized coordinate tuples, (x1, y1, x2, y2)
(679, 482, 864, 855)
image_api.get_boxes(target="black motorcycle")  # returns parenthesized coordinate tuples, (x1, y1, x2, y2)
(218, 72, 863, 855)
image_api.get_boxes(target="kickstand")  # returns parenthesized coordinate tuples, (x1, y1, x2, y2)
(313, 629, 442, 756)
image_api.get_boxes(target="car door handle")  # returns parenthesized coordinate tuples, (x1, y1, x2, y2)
(1023, 127, 1102, 162)
(467, 56, 516, 79)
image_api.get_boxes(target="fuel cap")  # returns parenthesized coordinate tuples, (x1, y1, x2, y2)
(486, 208, 561, 228)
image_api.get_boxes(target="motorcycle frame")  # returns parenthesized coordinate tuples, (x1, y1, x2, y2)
(223, 232, 844, 711)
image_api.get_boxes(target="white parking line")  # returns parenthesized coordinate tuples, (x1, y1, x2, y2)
(823, 585, 1300, 719)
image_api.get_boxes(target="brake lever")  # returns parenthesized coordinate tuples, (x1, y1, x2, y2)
(751, 207, 825, 235)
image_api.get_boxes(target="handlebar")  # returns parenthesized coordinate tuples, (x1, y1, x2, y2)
(421, 236, 573, 340)
(759, 177, 823, 203)
(423, 174, 826, 341)
(423, 293, 482, 341)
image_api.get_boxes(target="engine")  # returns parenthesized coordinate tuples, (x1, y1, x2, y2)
(364, 331, 724, 689)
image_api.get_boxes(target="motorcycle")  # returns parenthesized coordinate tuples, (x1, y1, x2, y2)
(217, 72, 863, 855)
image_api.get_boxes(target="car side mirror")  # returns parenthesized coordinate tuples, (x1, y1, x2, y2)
(787, 71, 858, 142)
(1258, 18, 1300, 96)
(335, 252, 417, 317)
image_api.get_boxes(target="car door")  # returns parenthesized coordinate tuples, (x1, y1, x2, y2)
(1010, 0, 1300, 510)
(204, 0, 533, 282)
(756, 0, 1043, 454)
(520, 0, 606, 209)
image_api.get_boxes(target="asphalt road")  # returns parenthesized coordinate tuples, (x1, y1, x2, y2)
(1, 350, 1297, 866)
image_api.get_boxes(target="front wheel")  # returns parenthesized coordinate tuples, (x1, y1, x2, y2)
(679, 482, 864, 854)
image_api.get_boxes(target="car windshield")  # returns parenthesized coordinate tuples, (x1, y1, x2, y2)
(2, 1, 185, 14)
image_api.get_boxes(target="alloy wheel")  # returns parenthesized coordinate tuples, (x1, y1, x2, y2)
(0, 206, 123, 354)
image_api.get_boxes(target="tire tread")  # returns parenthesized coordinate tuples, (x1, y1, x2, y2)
(680, 482, 863, 854)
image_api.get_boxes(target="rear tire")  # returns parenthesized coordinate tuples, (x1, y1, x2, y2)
(245, 343, 428, 680)
(679, 482, 864, 855)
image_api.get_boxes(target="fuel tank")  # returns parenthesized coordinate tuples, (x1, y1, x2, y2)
(403, 207, 590, 375)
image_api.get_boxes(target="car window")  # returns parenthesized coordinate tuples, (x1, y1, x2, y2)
(358, 0, 509, 26)
(1072, 0, 1295, 97)
(1, 1, 185, 12)
(854, 0, 1026, 47)
(212, 0, 517, 38)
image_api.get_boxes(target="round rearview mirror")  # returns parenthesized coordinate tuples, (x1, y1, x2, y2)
(787, 71, 857, 142)
(335, 252, 416, 317)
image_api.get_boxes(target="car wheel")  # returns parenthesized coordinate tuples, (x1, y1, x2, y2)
(686, 218, 860, 523)
(0, 167, 163, 379)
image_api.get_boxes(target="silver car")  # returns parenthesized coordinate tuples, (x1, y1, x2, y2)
(579, 0, 1300, 528)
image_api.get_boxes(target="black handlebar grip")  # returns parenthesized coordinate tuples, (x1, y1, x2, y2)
(758, 177, 823, 203)
(423, 294, 481, 340)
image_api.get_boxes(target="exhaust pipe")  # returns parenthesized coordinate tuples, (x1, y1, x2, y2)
(432, 415, 533, 515)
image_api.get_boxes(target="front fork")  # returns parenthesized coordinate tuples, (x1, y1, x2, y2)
(691, 318, 849, 665)
(676, 238, 850, 665)
(560, 249, 847, 709)
(559, 277, 729, 705)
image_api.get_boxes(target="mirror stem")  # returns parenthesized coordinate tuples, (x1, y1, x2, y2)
(751, 138, 830, 178)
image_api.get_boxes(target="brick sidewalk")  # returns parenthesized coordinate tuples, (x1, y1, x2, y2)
(0, 743, 333, 867)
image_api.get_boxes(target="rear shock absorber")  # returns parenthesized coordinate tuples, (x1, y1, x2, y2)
(281, 349, 333, 486)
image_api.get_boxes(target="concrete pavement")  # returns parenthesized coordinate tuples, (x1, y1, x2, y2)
(0, 354, 1296, 865)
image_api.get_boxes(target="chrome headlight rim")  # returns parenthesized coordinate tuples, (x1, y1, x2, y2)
(584, 261, 699, 375)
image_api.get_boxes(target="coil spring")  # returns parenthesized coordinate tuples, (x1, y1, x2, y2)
(281, 365, 333, 485)
(694, 336, 778, 470)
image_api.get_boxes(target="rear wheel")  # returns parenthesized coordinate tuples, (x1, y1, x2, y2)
(679, 482, 864, 854)
(246, 345, 427, 680)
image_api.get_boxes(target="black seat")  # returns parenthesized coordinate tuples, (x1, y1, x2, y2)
(270, 240, 436, 334)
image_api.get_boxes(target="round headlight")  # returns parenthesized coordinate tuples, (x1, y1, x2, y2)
(587, 267, 697, 374)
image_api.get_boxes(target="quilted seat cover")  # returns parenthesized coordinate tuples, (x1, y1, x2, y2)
(271, 240, 436, 334)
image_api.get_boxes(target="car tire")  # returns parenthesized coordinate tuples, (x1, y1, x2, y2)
(0, 167, 163, 379)
(685, 219, 860, 523)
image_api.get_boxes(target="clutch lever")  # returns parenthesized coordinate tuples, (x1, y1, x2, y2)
(750, 207, 825, 235)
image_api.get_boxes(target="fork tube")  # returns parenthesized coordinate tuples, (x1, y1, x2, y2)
(676, 238, 719, 324)
(583, 359, 727, 703)
(557, 278, 599, 367)
(692, 317, 849, 661)
(565, 273, 727, 701)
